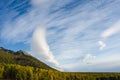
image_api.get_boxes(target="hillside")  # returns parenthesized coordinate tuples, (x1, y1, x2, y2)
(0, 47, 120, 80)
(0, 47, 54, 70)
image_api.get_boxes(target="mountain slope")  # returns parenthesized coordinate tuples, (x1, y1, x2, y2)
(0, 47, 54, 70)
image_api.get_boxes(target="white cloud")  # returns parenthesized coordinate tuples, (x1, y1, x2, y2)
(99, 20, 120, 50)
(88, 53, 120, 71)
(101, 20, 120, 38)
(61, 53, 96, 72)
(62, 53, 120, 72)
(56, 50, 81, 60)
(98, 41, 106, 50)
(81, 54, 96, 62)
(31, 27, 62, 70)
(31, 0, 50, 6)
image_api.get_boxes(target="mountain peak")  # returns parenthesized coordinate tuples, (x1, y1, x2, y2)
(0, 47, 54, 70)
(16, 50, 31, 56)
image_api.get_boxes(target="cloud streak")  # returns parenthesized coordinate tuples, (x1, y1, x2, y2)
(31, 27, 61, 70)
(31, 0, 50, 6)
(81, 54, 96, 62)
(101, 20, 120, 38)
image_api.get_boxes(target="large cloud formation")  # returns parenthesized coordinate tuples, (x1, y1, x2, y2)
(31, 27, 62, 70)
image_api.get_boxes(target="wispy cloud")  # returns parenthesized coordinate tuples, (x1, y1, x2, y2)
(101, 20, 120, 38)
(98, 41, 106, 50)
(1, 0, 120, 71)
(81, 54, 96, 62)
(31, 0, 50, 6)
(31, 27, 61, 70)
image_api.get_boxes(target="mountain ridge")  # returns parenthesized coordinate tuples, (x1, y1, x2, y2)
(0, 47, 55, 70)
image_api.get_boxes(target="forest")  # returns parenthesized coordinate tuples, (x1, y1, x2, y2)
(0, 48, 120, 80)
(0, 63, 120, 80)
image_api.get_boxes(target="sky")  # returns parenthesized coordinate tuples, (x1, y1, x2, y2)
(0, 0, 120, 72)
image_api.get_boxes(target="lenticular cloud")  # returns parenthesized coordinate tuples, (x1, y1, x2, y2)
(31, 27, 61, 70)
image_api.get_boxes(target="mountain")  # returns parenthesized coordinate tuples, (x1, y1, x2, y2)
(0, 47, 54, 70)
(0, 47, 120, 80)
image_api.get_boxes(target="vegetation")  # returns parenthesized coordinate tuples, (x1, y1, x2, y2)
(0, 63, 120, 80)
(0, 47, 120, 80)
(0, 49, 54, 70)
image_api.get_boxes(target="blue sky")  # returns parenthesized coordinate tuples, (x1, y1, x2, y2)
(1, 0, 120, 72)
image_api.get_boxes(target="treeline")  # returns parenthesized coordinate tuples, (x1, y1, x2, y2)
(0, 63, 120, 80)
